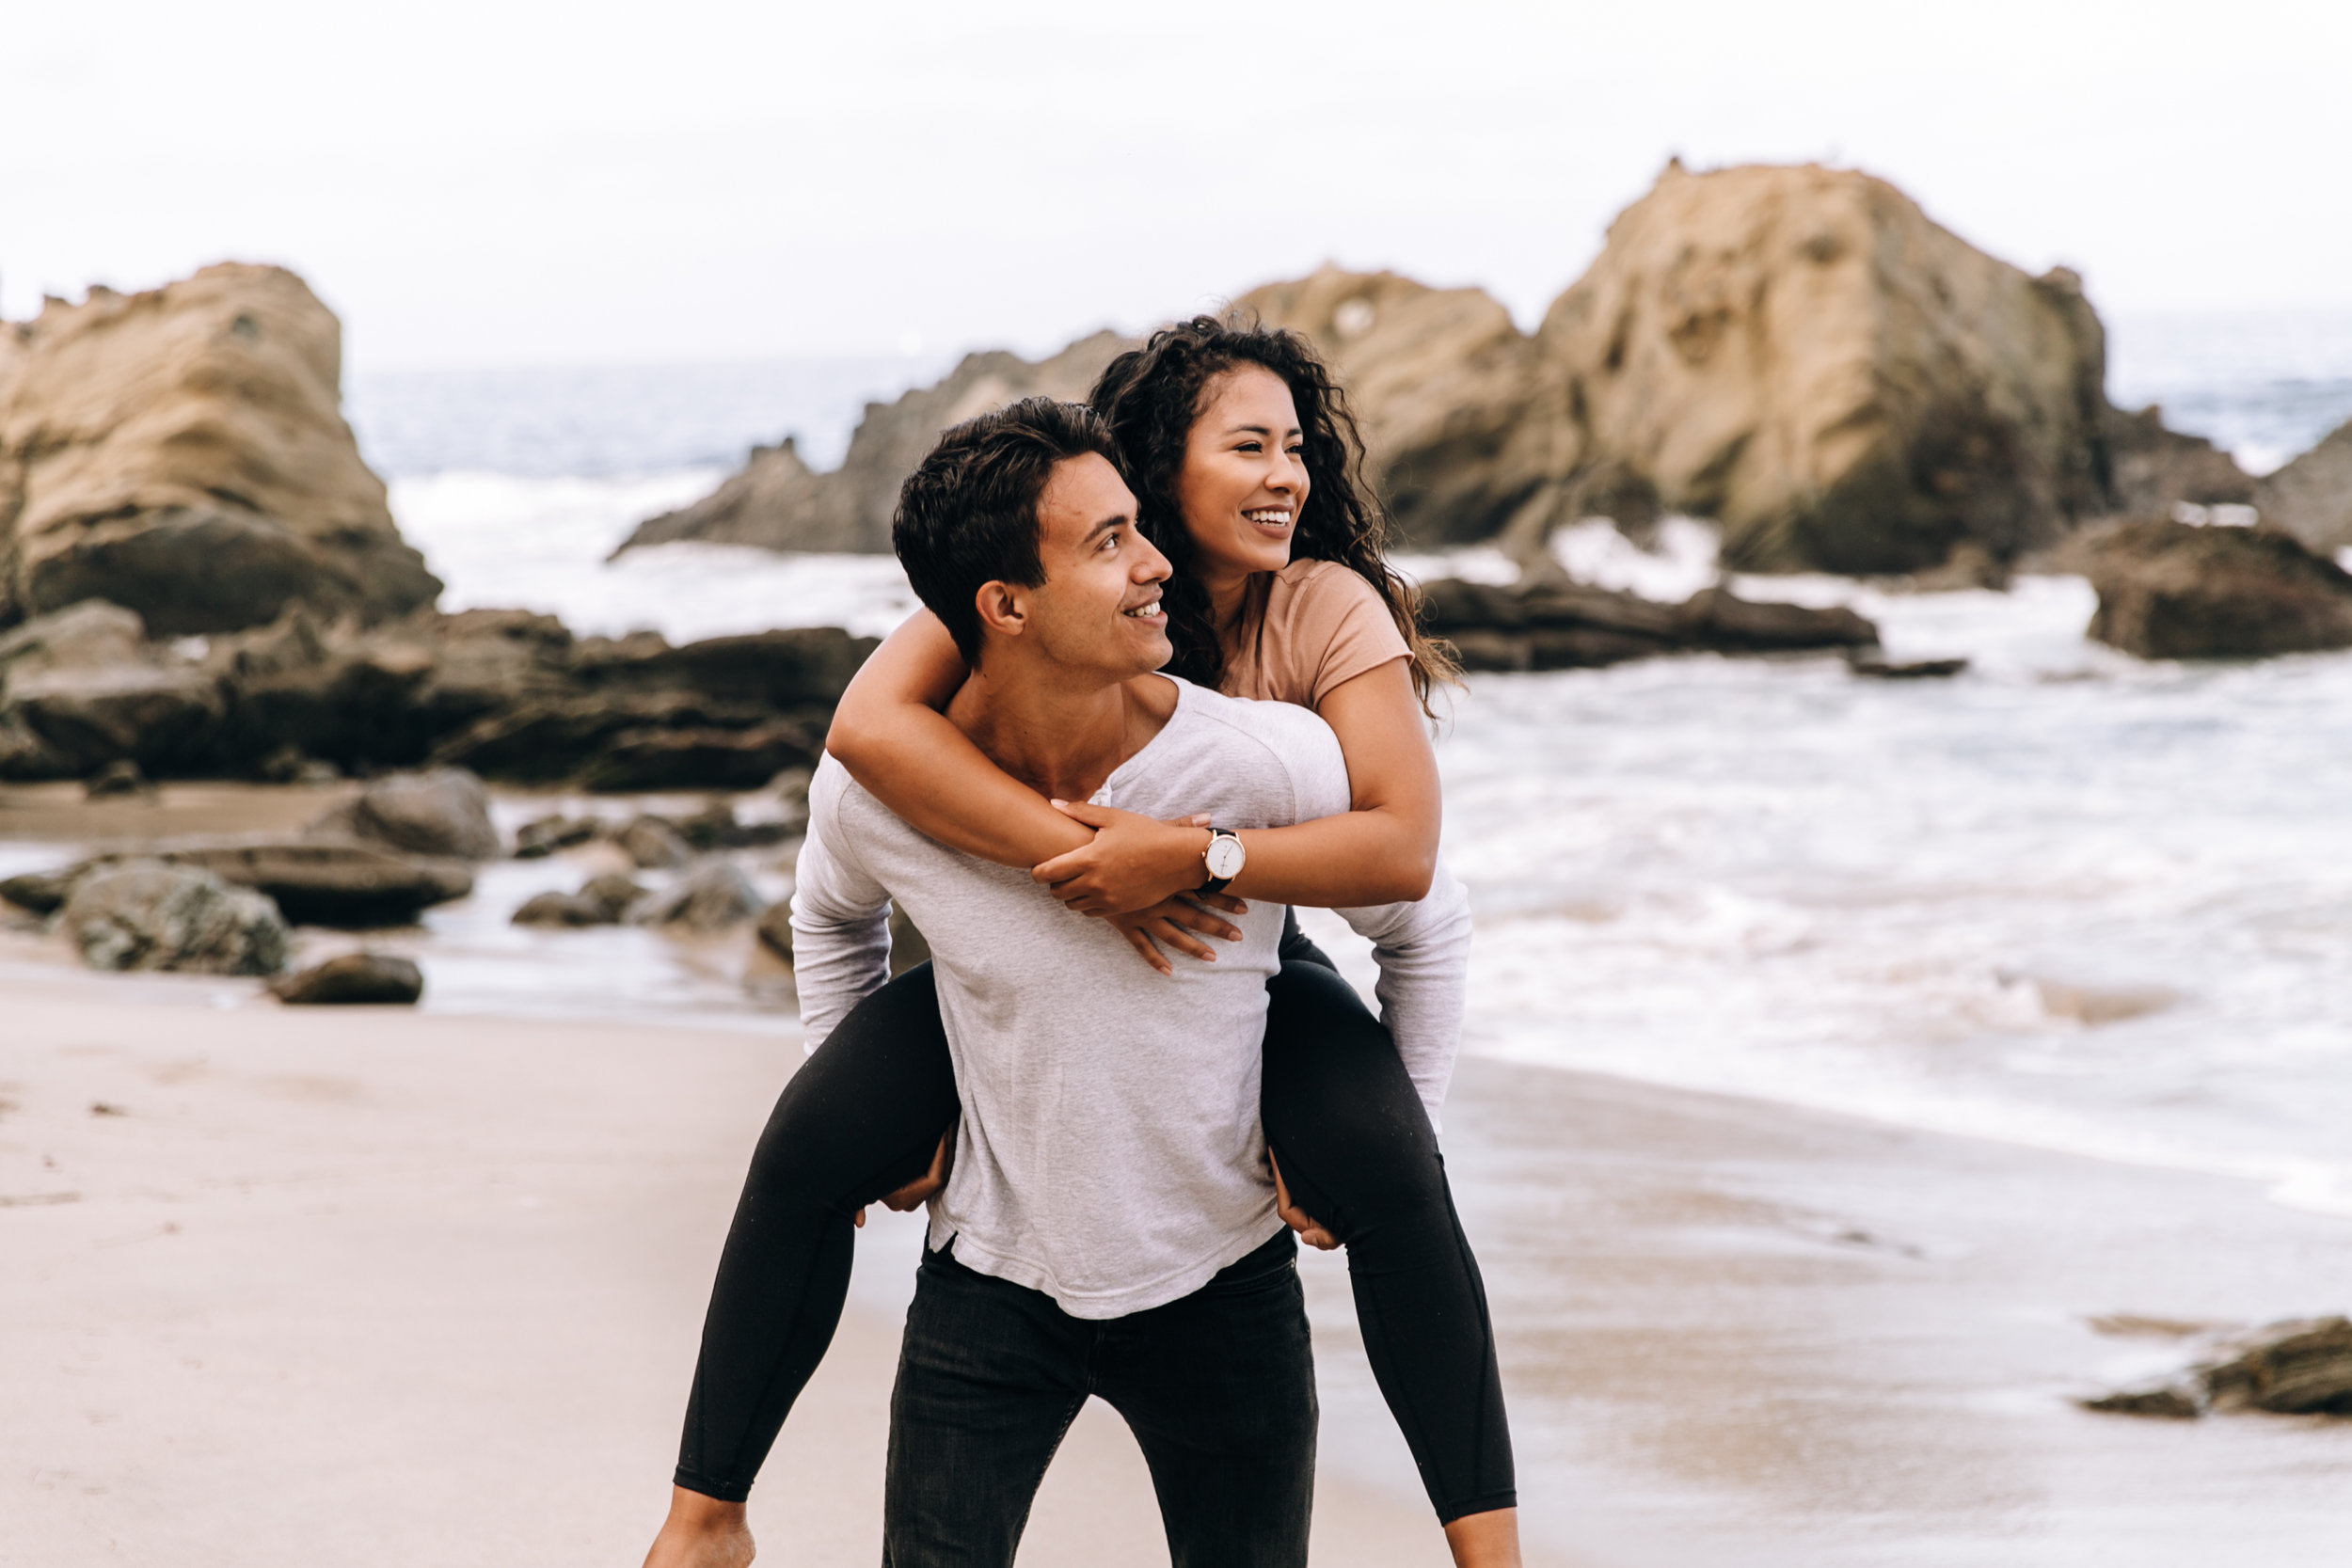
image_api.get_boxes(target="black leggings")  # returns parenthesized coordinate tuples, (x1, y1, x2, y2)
(674, 922, 1516, 1524)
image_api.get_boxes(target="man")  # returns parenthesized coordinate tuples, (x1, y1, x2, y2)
(795, 398, 1468, 1565)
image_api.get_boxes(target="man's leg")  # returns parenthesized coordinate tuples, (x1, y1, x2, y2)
(882, 1245, 1090, 1568)
(1095, 1232, 1317, 1568)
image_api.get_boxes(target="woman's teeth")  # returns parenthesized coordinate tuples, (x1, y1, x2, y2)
(1244, 508, 1293, 527)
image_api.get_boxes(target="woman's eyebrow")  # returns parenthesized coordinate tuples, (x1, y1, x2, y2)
(1225, 422, 1303, 437)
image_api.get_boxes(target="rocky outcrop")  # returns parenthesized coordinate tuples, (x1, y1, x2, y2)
(0, 601, 223, 778)
(1234, 269, 1555, 546)
(1418, 562, 1878, 672)
(2258, 419, 2352, 553)
(269, 952, 423, 1005)
(1539, 164, 2114, 572)
(60, 861, 288, 974)
(0, 264, 439, 634)
(2083, 519, 2352, 658)
(126, 838, 474, 927)
(0, 597, 872, 791)
(2085, 1316, 2352, 1418)
(615, 333, 1131, 557)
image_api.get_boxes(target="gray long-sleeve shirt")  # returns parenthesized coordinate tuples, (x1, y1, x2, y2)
(790, 674, 1472, 1320)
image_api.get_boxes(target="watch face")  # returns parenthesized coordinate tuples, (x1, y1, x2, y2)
(1205, 835, 1246, 880)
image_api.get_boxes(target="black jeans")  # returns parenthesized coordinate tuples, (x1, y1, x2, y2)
(883, 1231, 1315, 1568)
(675, 918, 1515, 1522)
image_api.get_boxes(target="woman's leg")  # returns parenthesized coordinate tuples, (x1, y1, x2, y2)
(674, 962, 961, 1499)
(1260, 947, 1518, 1549)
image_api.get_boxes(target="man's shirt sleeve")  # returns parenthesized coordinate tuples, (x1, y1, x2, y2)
(788, 766, 895, 1052)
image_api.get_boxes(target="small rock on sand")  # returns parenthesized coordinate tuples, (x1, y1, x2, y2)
(268, 952, 424, 1006)
(629, 862, 764, 932)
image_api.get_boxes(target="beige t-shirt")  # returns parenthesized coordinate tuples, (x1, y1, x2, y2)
(1220, 559, 1411, 707)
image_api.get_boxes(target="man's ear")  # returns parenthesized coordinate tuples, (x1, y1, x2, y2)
(973, 580, 1027, 641)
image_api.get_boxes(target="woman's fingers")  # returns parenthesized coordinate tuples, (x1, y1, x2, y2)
(1192, 891, 1248, 916)
(1119, 922, 1174, 976)
(1161, 902, 1242, 942)
(1147, 917, 1217, 963)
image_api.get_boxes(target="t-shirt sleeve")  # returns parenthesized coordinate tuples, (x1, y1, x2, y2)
(1283, 566, 1411, 708)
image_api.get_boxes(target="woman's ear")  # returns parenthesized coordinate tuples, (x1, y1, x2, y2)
(973, 580, 1026, 640)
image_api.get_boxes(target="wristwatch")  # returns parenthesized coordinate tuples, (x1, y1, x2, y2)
(1199, 827, 1247, 895)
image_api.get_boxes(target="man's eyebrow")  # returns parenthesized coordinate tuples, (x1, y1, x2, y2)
(1081, 514, 1131, 543)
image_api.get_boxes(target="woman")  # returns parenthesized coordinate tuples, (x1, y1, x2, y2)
(647, 319, 1519, 1568)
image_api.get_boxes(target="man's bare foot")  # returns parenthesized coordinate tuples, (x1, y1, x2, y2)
(643, 1485, 754, 1568)
(1443, 1505, 1523, 1568)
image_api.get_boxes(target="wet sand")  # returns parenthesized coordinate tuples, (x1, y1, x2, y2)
(0, 970, 1495, 1568)
(7, 774, 2351, 1565)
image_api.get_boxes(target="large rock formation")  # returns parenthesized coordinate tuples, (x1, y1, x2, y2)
(2103, 404, 2258, 517)
(2258, 419, 2352, 553)
(2084, 519, 2352, 658)
(615, 332, 1131, 557)
(0, 264, 440, 634)
(1531, 163, 2115, 573)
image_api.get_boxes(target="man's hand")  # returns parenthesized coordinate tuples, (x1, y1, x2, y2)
(1270, 1151, 1338, 1250)
(852, 1126, 956, 1229)
(1102, 892, 1248, 976)
(1034, 805, 1214, 914)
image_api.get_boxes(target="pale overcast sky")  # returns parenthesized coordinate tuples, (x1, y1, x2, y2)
(5, 0, 2346, 372)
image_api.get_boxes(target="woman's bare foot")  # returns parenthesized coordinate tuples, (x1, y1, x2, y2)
(643, 1486, 754, 1568)
(1443, 1505, 1523, 1568)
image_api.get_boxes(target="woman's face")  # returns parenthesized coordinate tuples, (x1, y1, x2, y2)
(1173, 365, 1310, 583)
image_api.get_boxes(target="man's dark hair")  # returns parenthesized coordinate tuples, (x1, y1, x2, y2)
(891, 397, 1121, 663)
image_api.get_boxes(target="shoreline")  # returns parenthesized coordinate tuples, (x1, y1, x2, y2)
(7, 969, 2349, 1564)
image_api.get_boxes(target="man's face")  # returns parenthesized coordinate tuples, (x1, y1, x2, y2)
(1012, 452, 1173, 680)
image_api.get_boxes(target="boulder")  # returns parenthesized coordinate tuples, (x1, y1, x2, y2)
(615, 816, 692, 870)
(511, 872, 644, 927)
(1530, 163, 2112, 573)
(628, 861, 765, 931)
(310, 767, 500, 860)
(269, 952, 423, 1006)
(513, 815, 600, 859)
(427, 691, 818, 790)
(2084, 519, 2352, 658)
(2258, 419, 2352, 553)
(0, 600, 222, 776)
(2083, 1316, 2352, 1418)
(60, 860, 287, 974)
(1234, 268, 1557, 546)
(613, 333, 1130, 557)
(0, 264, 440, 634)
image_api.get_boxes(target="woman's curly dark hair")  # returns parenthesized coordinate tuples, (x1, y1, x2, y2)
(1087, 315, 1458, 716)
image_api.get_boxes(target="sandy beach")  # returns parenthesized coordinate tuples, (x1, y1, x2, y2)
(8, 947, 2348, 1567)
(0, 968, 1493, 1568)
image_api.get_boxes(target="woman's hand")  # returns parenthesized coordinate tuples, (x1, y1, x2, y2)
(1101, 892, 1249, 976)
(1034, 804, 1213, 914)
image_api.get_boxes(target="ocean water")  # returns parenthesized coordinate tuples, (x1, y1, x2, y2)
(331, 321, 2352, 1223)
